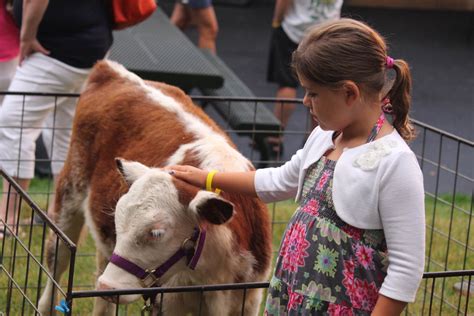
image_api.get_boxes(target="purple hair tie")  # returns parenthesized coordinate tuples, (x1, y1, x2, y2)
(386, 56, 394, 69)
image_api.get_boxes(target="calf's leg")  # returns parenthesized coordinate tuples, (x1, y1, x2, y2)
(38, 180, 86, 315)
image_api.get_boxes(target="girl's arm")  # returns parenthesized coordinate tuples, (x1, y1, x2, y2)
(167, 165, 258, 197)
(372, 294, 406, 316)
(377, 151, 425, 309)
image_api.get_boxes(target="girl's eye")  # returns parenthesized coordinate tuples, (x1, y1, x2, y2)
(307, 92, 317, 98)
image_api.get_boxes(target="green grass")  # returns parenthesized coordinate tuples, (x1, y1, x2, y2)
(1, 178, 473, 315)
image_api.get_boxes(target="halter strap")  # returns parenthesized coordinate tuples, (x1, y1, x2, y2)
(366, 112, 385, 143)
(110, 227, 206, 287)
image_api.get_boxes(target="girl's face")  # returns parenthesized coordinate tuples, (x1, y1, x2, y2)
(300, 76, 353, 131)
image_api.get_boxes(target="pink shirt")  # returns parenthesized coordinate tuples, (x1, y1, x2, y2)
(0, 0, 20, 62)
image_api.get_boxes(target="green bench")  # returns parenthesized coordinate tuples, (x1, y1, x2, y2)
(199, 50, 282, 167)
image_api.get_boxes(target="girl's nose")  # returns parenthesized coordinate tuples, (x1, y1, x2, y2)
(302, 94, 310, 107)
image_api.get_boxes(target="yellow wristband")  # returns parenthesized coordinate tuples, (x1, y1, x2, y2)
(205, 170, 221, 194)
(272, 20, 281, 28)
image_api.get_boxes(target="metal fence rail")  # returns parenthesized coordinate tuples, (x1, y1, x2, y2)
(0, 169, 76, 316)
(0, 92, 472, 315)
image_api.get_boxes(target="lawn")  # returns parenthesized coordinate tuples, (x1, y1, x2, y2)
(1, 177, 472, 315)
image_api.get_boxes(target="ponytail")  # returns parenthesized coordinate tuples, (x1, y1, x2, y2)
(386, 59, 415, 142)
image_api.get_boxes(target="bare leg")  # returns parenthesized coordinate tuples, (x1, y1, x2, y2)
(273, 86, 297, 128)
(170, 3, 191, 29)
(267, 87, 297, 150)
(0, 177, 30, 237)
(38, 178, 86, 315)
(46, 176, 59, 221)
(193, 7, 219, 53)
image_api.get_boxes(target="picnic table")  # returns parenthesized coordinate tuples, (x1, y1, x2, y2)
(109, 8, 224, 92)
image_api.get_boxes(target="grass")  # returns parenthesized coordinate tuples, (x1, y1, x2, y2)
(1, 177, 473, 315)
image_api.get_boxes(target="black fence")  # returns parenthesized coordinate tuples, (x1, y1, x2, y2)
(0, 169, 77, 316)
(0, 92, 473, 315)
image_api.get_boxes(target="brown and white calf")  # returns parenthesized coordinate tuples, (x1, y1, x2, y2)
(38, 60, 272, 315)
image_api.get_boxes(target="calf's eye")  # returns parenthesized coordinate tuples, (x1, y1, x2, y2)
(150, 229, 165, 239)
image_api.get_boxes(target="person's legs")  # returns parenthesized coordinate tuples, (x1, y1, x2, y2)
(0, 53, 89, 234)
(0, 56, 19, 107)
(0, 54, 59, 236)
(170, 2, 191, 29)
(265, 27, 299, 157)
(1, 177, 30, 237)
(274, 86, 297, 128)
(191, 6, 218, 53)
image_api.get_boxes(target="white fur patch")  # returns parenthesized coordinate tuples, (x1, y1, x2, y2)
(103, 60, 251, 172)
(166, 138, 250, 172)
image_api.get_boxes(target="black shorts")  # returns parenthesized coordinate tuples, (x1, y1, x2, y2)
(179, 0, 212, 9)
(267, 26, 299, 88)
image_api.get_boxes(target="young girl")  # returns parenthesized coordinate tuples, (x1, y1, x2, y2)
(168, 18, 425, 315)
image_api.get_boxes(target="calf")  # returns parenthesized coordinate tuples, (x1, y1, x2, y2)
(38, 60, 272, 315)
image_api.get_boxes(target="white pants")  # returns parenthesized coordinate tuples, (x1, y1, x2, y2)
(0, 53, 90, 179)
(0, 56, 19, 106)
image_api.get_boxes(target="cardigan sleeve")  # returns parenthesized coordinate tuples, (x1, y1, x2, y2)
(378, 151, 425, 302)
(254, 148, 303, 203)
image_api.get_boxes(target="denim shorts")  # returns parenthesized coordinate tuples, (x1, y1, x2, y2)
(179, 0, 212, 9)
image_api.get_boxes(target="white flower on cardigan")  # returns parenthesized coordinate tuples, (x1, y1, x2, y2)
(353, 140, 397, 170)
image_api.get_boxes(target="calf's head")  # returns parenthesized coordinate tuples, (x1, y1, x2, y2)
(97, 159, 234, 303)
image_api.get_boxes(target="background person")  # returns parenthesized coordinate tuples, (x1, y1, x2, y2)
(266, 0, 343, 159)
(170, 0, 219, 53)
(168, 18, 425, 315)
(0, 0, 113, 238)
(0, 0, 19, 106)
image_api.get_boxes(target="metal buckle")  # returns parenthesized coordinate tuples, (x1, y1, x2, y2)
(141, 298, 153, 316)
(181, 236, 196, 250)
(140, 269, 158, 287)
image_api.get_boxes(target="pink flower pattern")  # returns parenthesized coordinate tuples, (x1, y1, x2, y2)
(301, 198, 320, 216)
(328, 303, 355, 316)
(354, 244, 375, 270)
(351, 279, 379, 311)
(287, 287, 304, 311)
(264, 158, 386, 315)
(341, 225, 362, 241)
(317, 170, 331, 190)
(342, 259, 356, 297)
(280, 222, 310, 273)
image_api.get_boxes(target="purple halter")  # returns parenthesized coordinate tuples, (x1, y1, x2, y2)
(109, 227, 206, 287)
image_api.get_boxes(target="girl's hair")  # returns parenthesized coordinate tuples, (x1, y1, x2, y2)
(292, 18, 415, 141)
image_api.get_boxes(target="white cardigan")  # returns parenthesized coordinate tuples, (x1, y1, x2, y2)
(255, 127, 425, 303)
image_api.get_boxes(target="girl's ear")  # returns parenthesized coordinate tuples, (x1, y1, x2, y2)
(342, 81, 360, 106)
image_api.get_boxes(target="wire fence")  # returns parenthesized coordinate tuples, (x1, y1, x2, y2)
(0, 92, 472, 315)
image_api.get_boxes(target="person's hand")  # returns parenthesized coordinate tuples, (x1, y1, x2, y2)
(165, 165, 209, 189)
(19, 38, 50, 65)
(271, 20, 281, 28)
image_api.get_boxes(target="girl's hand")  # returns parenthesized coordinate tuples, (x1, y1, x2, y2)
(165, 165, 208, 189)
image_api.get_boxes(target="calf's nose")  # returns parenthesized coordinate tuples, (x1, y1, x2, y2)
(97, 279, 114, 291)
(97, 280, 119, 303)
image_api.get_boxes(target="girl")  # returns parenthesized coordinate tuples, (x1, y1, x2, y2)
(168, 18, 425, 315)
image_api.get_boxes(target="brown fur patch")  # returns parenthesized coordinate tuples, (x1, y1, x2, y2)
(55, 60, 272, 285)
(172, 178, 200, 207)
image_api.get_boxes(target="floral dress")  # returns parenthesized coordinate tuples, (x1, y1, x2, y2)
(265, 114, 389, 315)
(264, 157, 388, 315)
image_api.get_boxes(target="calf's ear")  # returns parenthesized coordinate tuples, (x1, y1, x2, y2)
(188, 191, 234, 225)
(115, 158, 150, 185)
